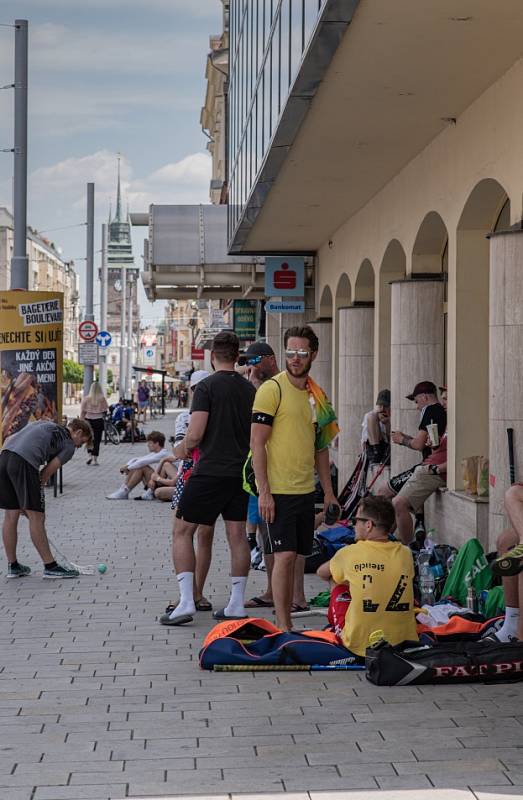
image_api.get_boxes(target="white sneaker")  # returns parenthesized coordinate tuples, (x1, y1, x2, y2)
(106, 486, 129, 500)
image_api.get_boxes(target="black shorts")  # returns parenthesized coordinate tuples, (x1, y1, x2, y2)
(0, 450, 45, 513)
(176, 473, 249, 526)
(388, 466, 417, 496)
(263, 492, 315, 556)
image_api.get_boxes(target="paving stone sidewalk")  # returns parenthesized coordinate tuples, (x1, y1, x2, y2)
(1, 409, 522, 800)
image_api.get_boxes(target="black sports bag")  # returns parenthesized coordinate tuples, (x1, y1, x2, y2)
(366, 638, 523, 685)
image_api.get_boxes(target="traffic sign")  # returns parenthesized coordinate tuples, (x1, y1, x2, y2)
(96, 330, 112, 348)
(78, 341, 99, 365)
(146, 366, 154, 375)
(79, 320, 98, 342)
(266, 299, 305, 314)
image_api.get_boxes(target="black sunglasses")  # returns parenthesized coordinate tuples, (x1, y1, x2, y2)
(351, 516, 375, 526)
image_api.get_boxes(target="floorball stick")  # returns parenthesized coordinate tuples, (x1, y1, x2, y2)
(507, 427, 516, 485)
(212, 663, 364, 672)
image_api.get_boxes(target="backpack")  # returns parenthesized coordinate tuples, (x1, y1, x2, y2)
(242, 377, 282, 496)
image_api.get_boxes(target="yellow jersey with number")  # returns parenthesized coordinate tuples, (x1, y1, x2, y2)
(330, 540, 418, 656)
(253, 372, 316, 495)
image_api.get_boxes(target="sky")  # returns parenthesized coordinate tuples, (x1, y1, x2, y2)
(0, 0, 222, 325)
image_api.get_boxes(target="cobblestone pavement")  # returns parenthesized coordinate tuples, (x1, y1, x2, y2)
(1, 410, 522, 800)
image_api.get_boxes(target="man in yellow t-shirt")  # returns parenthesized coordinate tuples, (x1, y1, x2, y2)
(251, 325, 339, 631)
(318, 496, 418, 657)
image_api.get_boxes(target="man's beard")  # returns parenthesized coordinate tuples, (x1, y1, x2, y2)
(285, 359, 311, 378)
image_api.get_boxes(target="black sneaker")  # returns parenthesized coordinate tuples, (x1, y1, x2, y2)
(7, 562, 31, 579)
(43, 563, 80, 579)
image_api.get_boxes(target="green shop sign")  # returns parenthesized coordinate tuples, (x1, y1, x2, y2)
(233, 299, 257, 340)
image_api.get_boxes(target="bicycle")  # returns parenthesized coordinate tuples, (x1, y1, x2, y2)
(103, 413, 120, 445)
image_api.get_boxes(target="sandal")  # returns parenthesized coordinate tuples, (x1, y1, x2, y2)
(291, 603, 311, 614)
(245, 596, 274, 608)
(195, 598, 213, 612)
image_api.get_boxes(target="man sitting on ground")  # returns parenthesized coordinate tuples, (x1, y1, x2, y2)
(380, 381, 446, 543)
(317, 496, 418, 659)
(106, 431, 169, 500)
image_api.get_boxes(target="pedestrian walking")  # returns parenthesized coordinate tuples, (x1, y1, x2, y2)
(80, 381, 109, 465)
(137, 380, 150, 423)
(159, 331, 255, 625)
(250, 325, 340, 631)
(1, 418, 93, 579)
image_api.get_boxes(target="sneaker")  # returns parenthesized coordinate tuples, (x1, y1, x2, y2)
(135, 489, 155, 501)
(492, 543, 523, 577)
(7, 562, 31, 579)
(106, 486, 129, 500)
(43, 563, 79, 579)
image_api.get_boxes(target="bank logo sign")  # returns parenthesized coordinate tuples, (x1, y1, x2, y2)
(264, 256, 305, 297)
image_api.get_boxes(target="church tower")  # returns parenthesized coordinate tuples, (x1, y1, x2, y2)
(105, 158, 140, 386)
(106, 158, 139, 332)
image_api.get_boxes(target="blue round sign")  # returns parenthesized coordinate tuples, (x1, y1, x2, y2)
(96, 330, 112, 348)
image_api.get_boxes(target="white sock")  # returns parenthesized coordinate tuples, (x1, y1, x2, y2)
(224, 576, 247, 616)
(497, 606, 520, 642)
(143, 487, 154, 498)
(173, 571, 195, 616)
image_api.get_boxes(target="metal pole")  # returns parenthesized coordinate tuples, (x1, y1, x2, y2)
(82, 183, 95, 396)
(119, 266, 127, 398)
(10, 19, 29, 290)
(99, 223, 108, 393)
(126, 275, 134, 399)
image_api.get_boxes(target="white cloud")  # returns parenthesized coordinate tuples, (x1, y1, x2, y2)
(27, 150, 212, 215)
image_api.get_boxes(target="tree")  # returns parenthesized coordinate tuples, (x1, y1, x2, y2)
(63, 359, 83, 384)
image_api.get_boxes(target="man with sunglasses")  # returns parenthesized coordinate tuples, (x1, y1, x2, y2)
(251, 325, 339, 631)
(317, 496, 418, 657)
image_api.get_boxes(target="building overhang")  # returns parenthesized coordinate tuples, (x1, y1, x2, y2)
(230, 0, 523, 254)
(131, 204, 263, 302)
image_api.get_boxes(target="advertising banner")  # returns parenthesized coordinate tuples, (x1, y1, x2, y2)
(233, 299, 257, 340)
(0, 291, 64, 444)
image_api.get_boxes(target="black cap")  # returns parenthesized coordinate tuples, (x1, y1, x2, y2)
(237, 341, 275, 366)
(376, 389, 390, 407)
(406, 381, 437, 401)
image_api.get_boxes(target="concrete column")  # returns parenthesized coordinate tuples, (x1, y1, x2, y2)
(390, 279, 444, 474)
(489, 229, 523, 545)
(309, 320, 332, 396)
(337, 306, 374, 487)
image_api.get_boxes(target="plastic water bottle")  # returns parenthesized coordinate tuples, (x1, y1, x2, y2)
(418, 550, 436, 606)
(424, 528, 436, 554)
(446, 551, 457, 575)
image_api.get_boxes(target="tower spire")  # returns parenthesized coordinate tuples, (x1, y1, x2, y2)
(115, 153, 122, 222)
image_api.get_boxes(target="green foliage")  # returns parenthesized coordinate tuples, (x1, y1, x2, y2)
(63, 359, 84, 384)
(107, 369, 113, 385)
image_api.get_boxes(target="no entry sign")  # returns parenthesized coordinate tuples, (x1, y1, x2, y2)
(79, 320, 98, 342)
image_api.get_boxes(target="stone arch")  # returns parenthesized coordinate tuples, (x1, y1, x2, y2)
(353, 258, 375, 303)
(451, 178, 510, 499)
(318, 284, 333, 319)
(412, 211, 449, 275)
(335, 272, 351, 310)
(376, 240, 406, 392)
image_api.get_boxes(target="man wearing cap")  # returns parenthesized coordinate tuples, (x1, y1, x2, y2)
(238, 342, 279, 390)
(362, 389, 391, 465)
(383, 381, 447, 543)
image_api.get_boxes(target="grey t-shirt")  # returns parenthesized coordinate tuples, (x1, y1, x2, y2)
(3, 421, 75, 471)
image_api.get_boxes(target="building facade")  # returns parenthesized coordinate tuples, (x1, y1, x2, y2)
(0, 207, 80, 361)
(227, 0, 523, 550)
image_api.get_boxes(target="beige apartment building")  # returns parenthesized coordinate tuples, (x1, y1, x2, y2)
(226, 0, 523, 550)
(0, 207, 79, 361)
